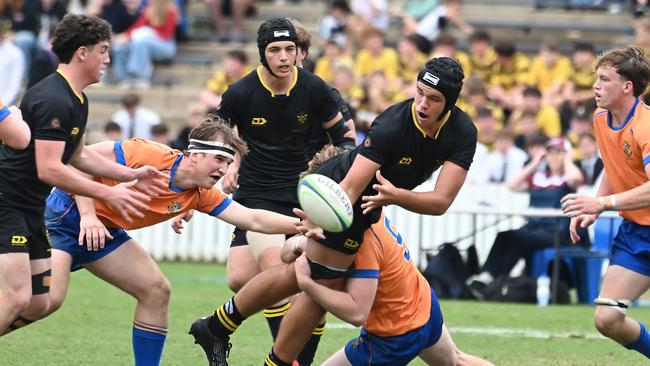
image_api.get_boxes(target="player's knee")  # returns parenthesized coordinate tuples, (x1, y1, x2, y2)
(594, 306, 624, 337)
(8, 287, 32, 313)
(139, 275, 171, 306)
(227, 270, 251, 292)
(25, 296, 49, 320)
(46, 293, 65, 316)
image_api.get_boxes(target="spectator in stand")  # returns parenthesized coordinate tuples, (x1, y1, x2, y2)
(513, 112, 545, 151)
(457, 76, 505, 124)
(150, 123, 171, 145)
(467, 30, 496, 82)
(467, 137, 585, 297)
(0, 19, 24, 105)
(526, 40, 572, 109)
(481, 130, 528, 184)
(171, 103, 207, 151)
(357, 70, 405, 132)
(348, 0, 389, 46)
(397, 33, 428, 96)
(474, 106, 500, 151)
(200, 50, 250, 111)
(396, 0, 473, 43)
(86, 0, 142, 35)
(38, 0, 67, 46)
(204, 0, 255, 44)
(314, 39, 353, 84)
(111, 0, 178, 89)
(430, 33, 470, 74)
(574, 132, 603, 187)
(509, 86, 561, 138)
(565, 106, 594, 157)
(103, 120, 123, 141)
(331, 63, 364, 141)
(318, 0, 351, 50)
(560, 42, 597, 130)
(488, 41, 530, 110)
(354, 27, 399, 86)
(111, 93, 162, 139)
(2, 0, 40, 76)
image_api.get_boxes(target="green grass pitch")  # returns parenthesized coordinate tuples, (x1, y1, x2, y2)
(1, 262, 649, 365)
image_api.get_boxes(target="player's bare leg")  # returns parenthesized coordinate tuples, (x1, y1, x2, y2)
(0, 253, 36, 334)
(418, 326, 494, 366)
(594, 265, 650, 358)
(86, 239, 170, 365)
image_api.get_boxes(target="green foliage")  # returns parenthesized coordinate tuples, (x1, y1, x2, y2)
(1, 262, 648, 365)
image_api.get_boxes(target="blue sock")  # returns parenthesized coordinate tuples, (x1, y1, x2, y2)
(132, 320, 168, 366)
(625, 321, 650, 359)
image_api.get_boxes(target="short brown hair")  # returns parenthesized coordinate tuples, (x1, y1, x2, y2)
(596, 45, 650, 97)
(288, 18, 311, 53)
(189, 115, 248, 157)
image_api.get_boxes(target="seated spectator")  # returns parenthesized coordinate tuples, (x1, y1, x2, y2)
(2, 0, 40, 77)
(565, 106, 594, 157)
(150, 123, 170, 145)
(457, 76, 505, 124)
(560, 42, 597, 130)
(200, 49, 250, 111)
(574, 132, 603, 186)
(354, 27, 399, 86)
(314, 39, 353, 84)
(38, 0, 67, 46)
(512, 110, 546, 151)
(467, 30, 496, 82)
(396, 33, 428, 96)
(111, 93, 162, 139)
(111, 0, 178, 89)
(481, 130, 528, 184)
(356, 70, 404, 133)
(430, 32, 470, 75)
(331, 63, 364, 138)
(170, 103, 207, 150)
(467, 137, 585, 297)
(509, 86, 561, 138)
(204, 0, 255, 44)
(0, 19, 24, 105)
(103, 120, 123, 141)
(488, 41, 530, 110)
(397, 0, 473, 42)
(526, 40, 572, 109)
(318, 0, 351, 49)
(474, 106, 500, 150)
(86, 0, 142, 35)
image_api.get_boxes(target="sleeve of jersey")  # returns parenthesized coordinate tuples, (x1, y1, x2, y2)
(197, 186, 233, 216)
(317, 79, 339, 122)
(447, 117, 478, 171)
(114, 139, 167, 168)
(636, 115, 650, 167)
(0, 104, 9, 121)
(350, 241, 381, 279)
(358, 114, 395, 166)
(31, 97, 72, 141)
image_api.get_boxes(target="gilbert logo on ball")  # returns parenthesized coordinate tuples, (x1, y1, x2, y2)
(297, 174, 354, 232)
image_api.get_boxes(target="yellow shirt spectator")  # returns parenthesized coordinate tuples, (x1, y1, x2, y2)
(526, 56, 572, 92)
(468, 47, 497, 82)
(355, 47, 400, 81)
(315, 56, 354, 84)
(205, 66, 252, 95)
(490, 52, 530, 91)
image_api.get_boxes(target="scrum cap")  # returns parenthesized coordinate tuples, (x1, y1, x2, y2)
(417, 57, 465, 120)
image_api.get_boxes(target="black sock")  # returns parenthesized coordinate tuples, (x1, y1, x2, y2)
(264, 348, 292, 366)
(7, 315, 34, 333)
(208, 297, 245, 338)
(263, 302, 291, 340)
(296, 322, 325, 366)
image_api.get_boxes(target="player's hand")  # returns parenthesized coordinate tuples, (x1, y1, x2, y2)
(294, 253, 313, 291)
(79, 214, 113, 251)
(361, 170, 397, 214)
(292, 208, 325, 239)
(569, 214, 598, 244)
(221, 164, 239, 194)
(105, 180, 150, 222)
(561, 193, 603, 216)
(171, 210, 194, 234)
(132, 166, 169, 196)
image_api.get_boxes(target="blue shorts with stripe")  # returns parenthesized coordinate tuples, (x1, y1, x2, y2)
(611, 220, 650, 277)
(44, 188, 131, 271)
(344, 288, 444, 366)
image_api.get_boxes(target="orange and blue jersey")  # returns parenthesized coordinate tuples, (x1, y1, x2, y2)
(593, 99, 650, 225)
(93, 138, 231, 229)
(352, 214, 432, 337)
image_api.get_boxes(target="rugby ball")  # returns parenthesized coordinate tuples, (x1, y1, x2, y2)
(297, 174, 354, 233)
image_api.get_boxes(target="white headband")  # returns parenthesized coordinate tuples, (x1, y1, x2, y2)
(187, 139, 235, 160)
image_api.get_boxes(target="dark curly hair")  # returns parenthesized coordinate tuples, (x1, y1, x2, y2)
(52, 14, 111, 64)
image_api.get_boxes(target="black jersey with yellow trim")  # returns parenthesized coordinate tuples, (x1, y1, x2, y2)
(305, 87, 353, 160)
(343, 99, 476, 192)
(217, 66, 339, 193)
(0, 71, 88, 211)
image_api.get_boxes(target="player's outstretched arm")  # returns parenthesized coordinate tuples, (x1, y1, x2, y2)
(295, 254, 377, 327)
(0, 105, 31, 149)
(216, 200, 299, 235)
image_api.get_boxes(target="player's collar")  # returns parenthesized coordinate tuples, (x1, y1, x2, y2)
(410, 101, 450, 140)
(168, 154, 186, 193)
(56, 69, 84, 104)
(256, 66, 298, 97)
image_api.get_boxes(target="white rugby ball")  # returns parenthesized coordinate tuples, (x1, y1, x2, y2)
(297, 174, 354, 233)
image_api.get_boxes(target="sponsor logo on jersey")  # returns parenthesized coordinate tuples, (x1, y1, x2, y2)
(297, 113, 308, 124)
(168, 201, 182, 215)
(251, 117, 268, 126)
(623, 141, 633, 160)
(399, 157, 413, 165)
(71, 127, 80, 136)
(343, 238, 359, 250)
(11, 235, 27, 246)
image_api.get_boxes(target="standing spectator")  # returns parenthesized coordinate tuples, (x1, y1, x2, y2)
(200, 50, 250, 111)
(0, 19, 24, 105)
(111, 93, 161, 139)
(574, 132, 603, 186)
(111, 0, 178, 89)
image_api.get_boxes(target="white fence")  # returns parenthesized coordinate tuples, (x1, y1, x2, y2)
(130, 182, 534, 269)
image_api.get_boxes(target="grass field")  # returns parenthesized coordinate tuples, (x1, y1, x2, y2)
(1, 262, 649, 365)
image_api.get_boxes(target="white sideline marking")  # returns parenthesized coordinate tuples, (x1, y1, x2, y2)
(325, 323, 605, 339)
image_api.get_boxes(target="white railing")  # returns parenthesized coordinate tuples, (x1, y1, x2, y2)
(130, 182, 535, 268)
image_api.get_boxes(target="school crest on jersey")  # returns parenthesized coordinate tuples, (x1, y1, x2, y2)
(297, 112, 308, 124)
(168, 201, 182, 215)
(623, 141, 633, 160)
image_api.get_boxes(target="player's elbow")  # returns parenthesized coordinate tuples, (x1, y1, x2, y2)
(347, 310, 368, 327)
(36, 164, 60, 186)
(5, 134, 30, 150)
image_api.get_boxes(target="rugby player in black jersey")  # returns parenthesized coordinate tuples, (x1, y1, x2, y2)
(189, 57, 476, 366)
(0, 14, 166, 336)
